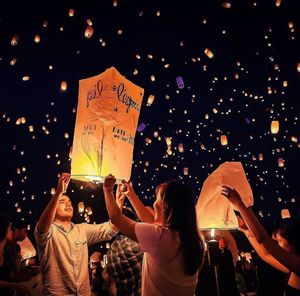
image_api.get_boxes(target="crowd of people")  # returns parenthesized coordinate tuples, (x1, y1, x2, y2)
(0, 172, 299, 296)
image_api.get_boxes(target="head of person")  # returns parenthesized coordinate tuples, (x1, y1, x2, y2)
(274, 218, 300, 255)
(54, 194, 73, 222)
(12, 219, 28, 242)
(218, 237, 228, 250)
(153, 180, 204, 275)
(0, 214, 13, 243)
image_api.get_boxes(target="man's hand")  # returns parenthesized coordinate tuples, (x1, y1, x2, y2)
(104, 174, 116, 191)
(56, 173, 71, 195)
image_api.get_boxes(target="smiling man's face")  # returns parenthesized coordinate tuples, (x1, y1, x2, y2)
(55, 195, 73, 221)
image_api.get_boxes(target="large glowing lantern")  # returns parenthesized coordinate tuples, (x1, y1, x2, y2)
(196, 161, 253, 229)
(71, 67, 144, 183)
(271, 120, 279, 134)
(220, 135, 228, 146)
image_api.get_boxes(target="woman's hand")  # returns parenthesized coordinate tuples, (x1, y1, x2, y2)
(120, 180, 136, 199)
(221, 185, 244, 208)
(104, 174, 116, 191)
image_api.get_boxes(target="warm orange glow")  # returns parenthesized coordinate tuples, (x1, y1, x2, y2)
(220, 135, 228, 146)
(11, 34, 19, 46)
(60, 81, 68, 91)
(271, 120, 279, 134)
(204, 48, 214, 58)
(85, 26, 94, 38)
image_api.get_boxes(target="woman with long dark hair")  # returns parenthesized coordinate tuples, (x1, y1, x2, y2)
(103, 175, 204, 295)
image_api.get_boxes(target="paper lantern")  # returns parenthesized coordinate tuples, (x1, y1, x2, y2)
(204, 48, 214, 58)
(271, 120, 279, 134)
(220, 135, 228, 146)
(281, 209, 291, 219)
(86, 207, 93, 215)
(176, 76, 185, 89)
(165, 137, 172, 146)
(183, 167, 189, 175)
(10, 58, 17, 66)
(11, 34, 19, 46)
(60, 81, 68, 91)
(71, 67, 144, 183)
(147, 95, 155, 106)
(69, 9, 75, 17)
(278, 158, 284, 167)
(297, 63, 300, 73)
(178, 143, 184, 153)
(78, 202, 85, 213)
(85, 26, 94, 38)
(34, 35, 40, 43)
(275, 0, 281, 7)
(196, 162, 253, 229)
(222, 2, 231, 8)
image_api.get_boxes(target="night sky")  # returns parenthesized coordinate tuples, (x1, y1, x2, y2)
(0, 0, 299, 234)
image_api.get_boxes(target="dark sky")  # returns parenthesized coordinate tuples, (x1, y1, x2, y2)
(0, 0, 299, 234)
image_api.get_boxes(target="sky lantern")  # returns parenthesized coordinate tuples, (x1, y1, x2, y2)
(60, 81, 68, 91)
(147, 95, 155, 106)
(297, 63, 300, 72)
(220, 135, 228, 146)
(34, 35, 40, 43)
(71, 67, 144, 183)
(271, 120, 279, 134)
(204, 48, 214, 58)
(281, 209, 291, 219)
(85, 26, 94, 38)
(78, 201, 85, 213)
(178, 143, 184, 153)
(69, 8, 75, 17)
(222, 2, 231, 9)
(278, 158, 284, 167)
(275, 0, 281, 7)
(11, 34, 19, 46)
(196, 162, 253, 229)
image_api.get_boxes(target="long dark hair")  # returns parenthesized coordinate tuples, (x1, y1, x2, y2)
(158, 181, 204, 275)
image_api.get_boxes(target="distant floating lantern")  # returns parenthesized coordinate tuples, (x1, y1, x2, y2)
(204, 48, 214, 59)
(34, 35, 40, 43)
(259, 153, 263, 161)
(85, 26, 94, 38)
(64, 132, 69, 139)
(10, 58, 17, 66)
(145, 138, 152, 144)
(165, 137, 172, 146)
(275, 0, 281, 7)
(183, 167, 189, 175)
(150, 75, 155, 82)
(86, 207, 93, 215)
(51, 188, 56, 195)
(222, 2, 231, 8)
(11, 35, 19, 46)
(16, 118, 21, 125)
(283, 81, 288, 87)
(281, 209, 291, 219)
(176, 76, 185, 89)
(288, 22, 294, 29)
(69, 8, 75, 17)
(147, 95, 155, 106)
(167, 149, 172, 155)
(178, 143, 184, 153)
(21, 117, 26, 124)
(220, 135, 228, 146)
(278, 158, 284, 167)
(22, 76, 30, 81)
(113, 0, 118, 7)
(78, 201, 85, 213)
(61, 81, 68, 91)
(271, 120, 279, 134)
(87, 19, 93, 26)
(297, 63, 300, 73)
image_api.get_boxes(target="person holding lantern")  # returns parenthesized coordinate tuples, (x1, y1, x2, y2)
(222, 185, 300, 296)
(103, 174, 204, 296)
(34, 173, 119, 296)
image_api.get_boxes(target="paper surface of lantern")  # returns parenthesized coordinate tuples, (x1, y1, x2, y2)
(71, 67, 144, 183)
(196, 161, 253, 229)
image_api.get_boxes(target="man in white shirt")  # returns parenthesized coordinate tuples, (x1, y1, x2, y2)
(35, 173, 118, 296)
